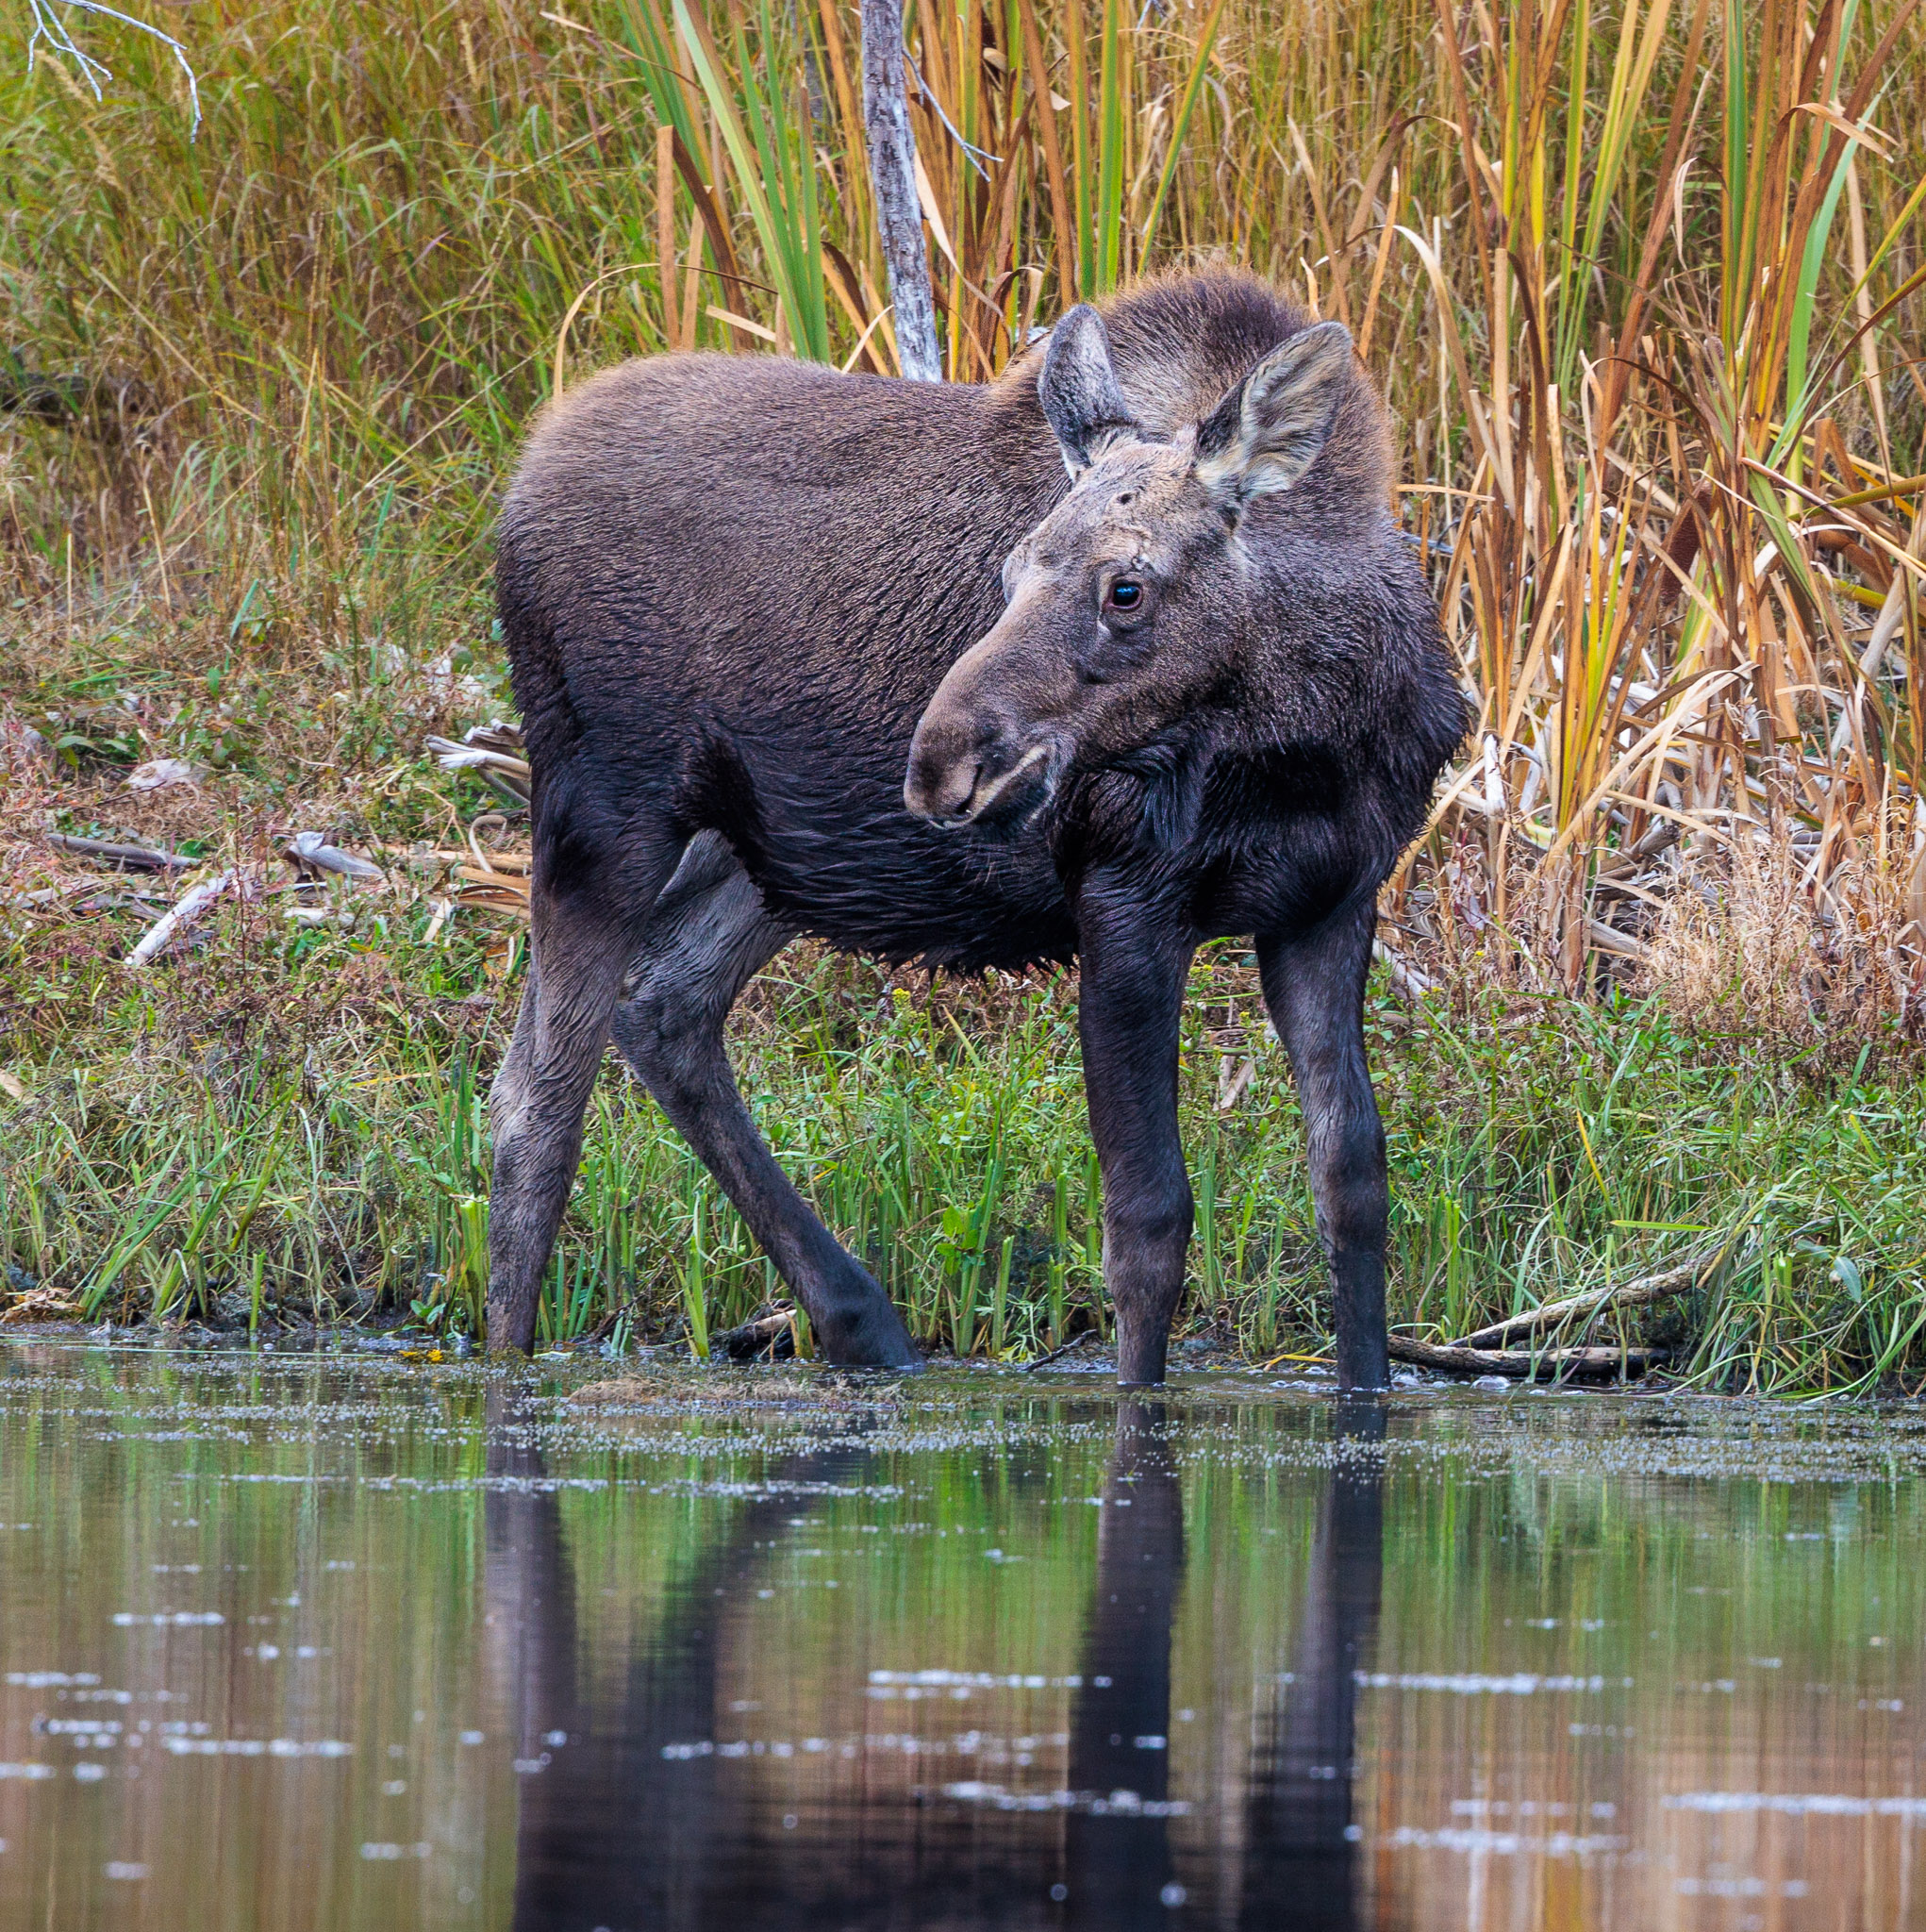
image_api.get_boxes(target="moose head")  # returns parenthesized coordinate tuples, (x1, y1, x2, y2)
(903, 303, 1359, 829)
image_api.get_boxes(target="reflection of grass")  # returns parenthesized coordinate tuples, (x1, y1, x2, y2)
(3, 0, 1925, 1386)
(6, 914, 1926, 1390)
(0, 1351, 519, 1922)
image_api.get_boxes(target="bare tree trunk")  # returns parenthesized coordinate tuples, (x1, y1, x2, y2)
(858, 0, 942, 382)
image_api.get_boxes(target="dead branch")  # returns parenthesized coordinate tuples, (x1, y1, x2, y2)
(125, 871, 232, 968)
(1449, 1251, 1717, 1351)
(1389, 1336, 1671, 1378)
(44, 831, 193, 871)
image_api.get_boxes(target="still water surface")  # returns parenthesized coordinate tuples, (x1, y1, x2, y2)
(2, 1345, 1923, 1929)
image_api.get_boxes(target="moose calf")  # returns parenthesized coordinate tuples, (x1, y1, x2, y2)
(489, 270, 1465, 1387)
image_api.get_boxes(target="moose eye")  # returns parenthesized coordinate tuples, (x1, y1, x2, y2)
(1108, 581, 1142, 611)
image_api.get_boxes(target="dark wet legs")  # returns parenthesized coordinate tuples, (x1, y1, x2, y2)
(490, 827, 920, 1367)
(488, 823, 679, 1354)
(1237, 1397, 1385, 1927)
(1075, 888, 1196, 1387)
(1256, 903, 1389, 1391)
(608, 835, 921, 1370)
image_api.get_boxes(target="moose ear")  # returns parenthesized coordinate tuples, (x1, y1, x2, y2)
(1194, 320, 1353, 509)
(1038, 305, 1140, 477)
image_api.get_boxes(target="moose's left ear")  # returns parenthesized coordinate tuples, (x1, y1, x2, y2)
(1194, 320, 1353, 509)
(1038, 305, 1141, 477)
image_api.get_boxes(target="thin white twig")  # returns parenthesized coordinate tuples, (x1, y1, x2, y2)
(904, 54, 1000, 176)
(25, 0, 201, 137)
(125, 872, 230, 968)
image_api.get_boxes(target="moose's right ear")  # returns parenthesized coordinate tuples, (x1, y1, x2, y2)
(1194, 320, 1353, 510)
(1038, 306, 1139, 478)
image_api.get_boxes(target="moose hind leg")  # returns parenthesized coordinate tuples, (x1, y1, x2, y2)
(1255, 903, 1389, 1392)
(610, 834, 921, 1370)
(488, 818, 680, 1354)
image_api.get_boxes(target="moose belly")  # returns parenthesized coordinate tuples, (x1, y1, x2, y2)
(701, 746, 1077, 974)
(1184, 824, 1382, 945)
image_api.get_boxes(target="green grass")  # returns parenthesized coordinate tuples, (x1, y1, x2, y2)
(6, 866, 1926, 1391)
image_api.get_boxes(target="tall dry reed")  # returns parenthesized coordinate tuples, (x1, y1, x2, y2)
(6, 0, 1922, 1027)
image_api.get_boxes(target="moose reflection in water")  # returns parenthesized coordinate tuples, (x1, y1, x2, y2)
(1237, 1400, 1386, 1930)
(1060, 1401, 1187, 1925)
(483, 1395, 1386, 1929)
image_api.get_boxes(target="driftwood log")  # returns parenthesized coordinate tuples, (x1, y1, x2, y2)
(1389, 1250, 1718, 1380)
(1450, 1252, 1716, 1351)
(44, 831, 193, 871)
(1388, 1336, 1671, 1380)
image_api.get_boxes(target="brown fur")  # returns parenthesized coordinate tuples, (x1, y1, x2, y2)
(486, 269, 1466, 1386)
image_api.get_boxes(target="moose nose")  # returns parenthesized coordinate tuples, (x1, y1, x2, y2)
(904, 715, 1001, 824)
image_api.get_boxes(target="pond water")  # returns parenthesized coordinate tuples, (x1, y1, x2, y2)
(2, 1346, 1923, 1929)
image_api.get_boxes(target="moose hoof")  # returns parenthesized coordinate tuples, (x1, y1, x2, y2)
(815, 1294, 924, 1372)
(483, 1297, 539, 1357)
(1114, 1327, 1171, 1388)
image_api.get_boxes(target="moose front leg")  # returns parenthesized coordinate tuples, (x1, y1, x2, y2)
(1255, 903, 1390, 1391)
(1076, 888, 1197, 1388)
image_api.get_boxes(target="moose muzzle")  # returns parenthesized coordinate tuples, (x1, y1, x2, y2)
(903, 707, 1050, 826)
(905, 586, 1081, 827)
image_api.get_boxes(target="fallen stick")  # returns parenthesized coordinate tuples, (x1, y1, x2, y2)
(432, 847, 532, 874)
(1449, 1252, 1716, 1352)
(715, 1306, 800, 1361)
(45, 831, 193, 871)
(125, 872, 232, 968)
(1022, 1332, 1101, 1371)
(287, 830, 383, 881)
(1389, 1336, 1670, 1378)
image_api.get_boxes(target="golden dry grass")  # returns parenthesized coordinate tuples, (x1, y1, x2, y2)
(4, 0, 1926, 1384)
(5, 0, 1923, 1024)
